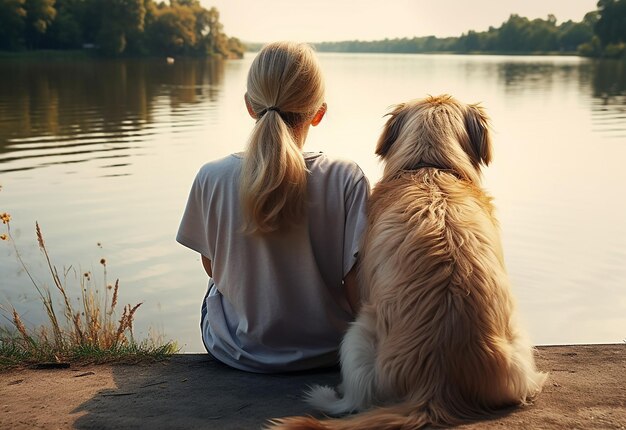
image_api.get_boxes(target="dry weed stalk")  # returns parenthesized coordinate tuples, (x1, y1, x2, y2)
(1, 219, 151, 362)
(110, 280, 119, 314)
(12, 309, 31, 345)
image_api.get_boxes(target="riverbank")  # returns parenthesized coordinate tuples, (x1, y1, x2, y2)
(0, 344, 624, 429)
(1, 48, 586, 59)
(0, 49, 96, 60)
(0, 49, 234, 61)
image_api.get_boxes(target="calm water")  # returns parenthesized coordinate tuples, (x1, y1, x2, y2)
(1, 54, 625, 352)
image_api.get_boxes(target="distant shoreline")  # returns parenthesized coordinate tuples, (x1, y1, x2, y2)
(0, 50, 229, 61)
(0, 49, 590, 61)
(244, 42, 583, 56)
(310, 50, 581, 57)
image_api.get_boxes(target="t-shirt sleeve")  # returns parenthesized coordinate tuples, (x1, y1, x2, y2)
(176, 172, 212, 260)
(343, 175, 370, 277)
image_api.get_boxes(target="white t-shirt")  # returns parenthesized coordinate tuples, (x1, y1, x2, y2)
(177, 152, 370, 372)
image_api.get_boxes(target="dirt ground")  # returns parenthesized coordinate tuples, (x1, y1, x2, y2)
(1, 344, 625, 429)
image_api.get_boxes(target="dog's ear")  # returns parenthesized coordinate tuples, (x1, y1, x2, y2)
(375, 104, 406, 158)
(464, 103, 492, 167)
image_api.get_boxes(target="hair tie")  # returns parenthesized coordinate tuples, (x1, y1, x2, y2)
(266, 106, 281, 113)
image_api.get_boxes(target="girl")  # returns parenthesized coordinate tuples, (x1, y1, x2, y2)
(177, 41, 369, 373)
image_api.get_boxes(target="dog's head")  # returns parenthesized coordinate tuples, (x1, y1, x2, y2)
(376, 95, 492, 184)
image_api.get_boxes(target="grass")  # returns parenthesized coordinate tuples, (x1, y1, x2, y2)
(0, 212, 178, 370)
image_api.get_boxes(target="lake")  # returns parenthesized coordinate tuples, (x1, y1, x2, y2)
(1, 53, 625, 352)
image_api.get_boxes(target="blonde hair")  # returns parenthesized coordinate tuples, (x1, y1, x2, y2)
(240, 41, 325, 234)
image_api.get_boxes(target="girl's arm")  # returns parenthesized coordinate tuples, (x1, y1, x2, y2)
(201, 255, 212, 277)
(343, 266, 360, 315)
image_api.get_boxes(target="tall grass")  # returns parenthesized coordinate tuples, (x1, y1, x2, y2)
(0, 214, 177, 370)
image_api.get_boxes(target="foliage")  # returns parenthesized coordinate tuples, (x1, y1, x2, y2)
(0, 214, 178, 370)
(578, 35, 603, 57)
(0, 0, 27, 50)
(45, 0, 83, 49)
(313, 4, 626, 58)
(146, 2, 197, 55)
(3, 0, 625, 59)
(0, 0, 244, 58)
(95, 0, 146, 56)
(559, 19, 595, 52)
(315, 36, 456, 53)
(315, 14, 596, 55)
(23, 0, 57, 48)
(594, 0, 626, 57)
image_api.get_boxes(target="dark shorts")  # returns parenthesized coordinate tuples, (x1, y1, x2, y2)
(200, 279, 215, 355)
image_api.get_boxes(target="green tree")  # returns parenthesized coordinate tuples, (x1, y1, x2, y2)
(145, 2, 196, 55)
(143, 1, 243, 57)
(23, 0, 57, 48)
(495, 15, 528, 51)
(526, 17, 558, 51)
(80, 0, 102, 45)
(595, 0, 626, 46)
(97, 0, 146, 56)
(206, 6, 229, 56)
(179, 0, 219, 55)
(459, 30, 481, 52)
(227, 36, 244, 58)
(583, 10, 600, 27)
(0, 0, 27, 50)
(593, 0, 626, 57)
(46, 0, 84, 49)
(577, 11, 601, 56)
(558, 20, 594, 51)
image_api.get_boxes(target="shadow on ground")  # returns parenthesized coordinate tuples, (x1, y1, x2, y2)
(73, 354, 339, 429)
(71, 346, 626, 429)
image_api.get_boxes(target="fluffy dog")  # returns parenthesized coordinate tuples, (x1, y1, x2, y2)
(269, 95, 546, 430)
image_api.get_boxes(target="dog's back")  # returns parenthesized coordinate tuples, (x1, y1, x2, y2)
(361, 169, 543, 418)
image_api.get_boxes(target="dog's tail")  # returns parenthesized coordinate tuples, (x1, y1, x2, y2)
(265, 401, 434, 430)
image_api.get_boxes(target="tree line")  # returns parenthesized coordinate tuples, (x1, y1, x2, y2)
(0, 0, 245, 58)
(314, 0, 626, 58)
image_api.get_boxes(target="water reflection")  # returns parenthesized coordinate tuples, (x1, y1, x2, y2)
(492, 58, 625, 139)
(1, 57, 624, 174)
(0, 58, 225, 173)
(589, 60, 626, 139)
(591, 60, 626, 98)
(498, 60, 582, 93)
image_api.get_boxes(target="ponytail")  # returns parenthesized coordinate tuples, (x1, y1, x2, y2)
(240, 110, 308, 234)
(240, 42, 325, 234)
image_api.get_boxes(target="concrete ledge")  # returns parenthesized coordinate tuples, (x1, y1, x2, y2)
(1, 344, 625, 429)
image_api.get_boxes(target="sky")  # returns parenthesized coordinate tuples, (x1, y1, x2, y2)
(200, 0, 600, 43)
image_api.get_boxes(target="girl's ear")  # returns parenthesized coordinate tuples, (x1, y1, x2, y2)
(464, 103, 492, 167)
(244, 93, 257, 119)
(375, 104, 406, 158)
(311, 103, 327, 127)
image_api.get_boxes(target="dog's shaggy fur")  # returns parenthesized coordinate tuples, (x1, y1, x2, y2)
(268, 95, 546, 430)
